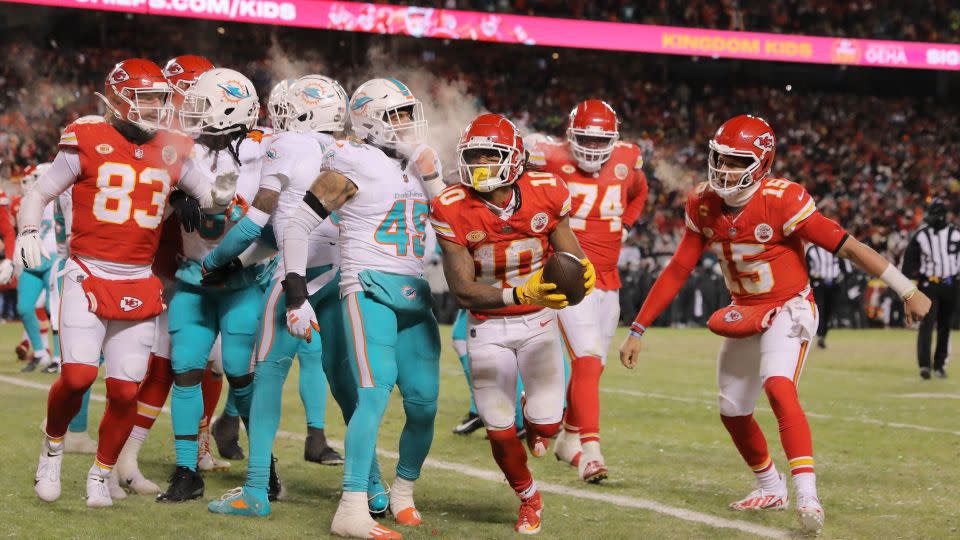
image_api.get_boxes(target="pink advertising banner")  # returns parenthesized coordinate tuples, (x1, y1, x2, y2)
(5, 0, 960, 70)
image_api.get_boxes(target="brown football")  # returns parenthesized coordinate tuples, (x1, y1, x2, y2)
(542, 251, 587, 306)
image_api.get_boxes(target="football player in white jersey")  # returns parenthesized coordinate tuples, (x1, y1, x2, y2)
(157, 67, 277, 502)
(17, 163, 57, 373)
(206, 74, 364, 516)
(281, 78, 442, 539)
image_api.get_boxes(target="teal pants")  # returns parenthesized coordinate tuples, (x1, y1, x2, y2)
(341, 287, 440, 491)
(169, 281, 263, 470)
(18, 256, 52, 351)
(244, 270, 366, 498)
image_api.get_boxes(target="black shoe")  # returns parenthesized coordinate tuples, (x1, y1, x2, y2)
(20, 358, 39, 373)
(304, 427, 343, 465)
(452, 412, 484, 435)
(156, 466, 204, 502)
(42, 362, 60, 374)
(920, 367, 932, 380)
(934, 368, 948, 379)
(211, 414, 244, 460)
(817, 337, 826, 349)
(268, 455, 285, 501)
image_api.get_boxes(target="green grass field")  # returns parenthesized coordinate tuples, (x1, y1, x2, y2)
(0, 323, 958, 539)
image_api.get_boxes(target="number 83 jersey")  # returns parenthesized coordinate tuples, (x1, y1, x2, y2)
(324, 140, 430, 297)
(430, 171, 571, 317)
(684, 178, 847, 306)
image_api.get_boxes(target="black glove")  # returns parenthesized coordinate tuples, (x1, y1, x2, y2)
(200, 258, 243, 286)
(169, 190, 202, 233)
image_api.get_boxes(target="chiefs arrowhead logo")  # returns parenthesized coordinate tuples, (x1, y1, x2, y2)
(120, 296, 143, 312)
(753, 133, 775, 153)
(108, 67, 130, 85)
(723, 309, 743, 323)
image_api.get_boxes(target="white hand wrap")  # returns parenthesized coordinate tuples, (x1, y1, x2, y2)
(880, 263, 917, 299)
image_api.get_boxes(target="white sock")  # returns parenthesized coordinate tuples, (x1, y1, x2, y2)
(341, 490, 369, 514)
(518, 480, 538, 500)
(89, 462, 111, 479)
(129, 425, 149, 443)
(793, 472, 818, 498)
(390, 477, 416, 512)
(581, 441, 602, 461)
(44, 438, 64, 455)
(755, 464, 782, 491)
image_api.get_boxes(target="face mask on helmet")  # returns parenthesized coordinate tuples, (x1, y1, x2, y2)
(178, 70, 259, 138)
(285, 76, 348, 134)
(707, 142, 763, 206)
(267, 80, 293, 132)
(112, 86, 175, 132)
(350, 79, 428, 154)
(567, 129, 617, 173)
(458, 146, 517, 192)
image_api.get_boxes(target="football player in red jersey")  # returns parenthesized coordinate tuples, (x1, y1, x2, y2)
(619, 115, 931, 535)
(529, 99, 647, 483)
(431, 113, 596, 535)
(16, 58, 236, 508)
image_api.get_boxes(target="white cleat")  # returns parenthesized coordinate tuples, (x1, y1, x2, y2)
(35, 439, 63, 503)
(86, 470, 113, 508)
(729, 474, 789, 511)
(796, 495, 825, 535)
(197, 428, 231, 472)
(577, 441, 608, 484)
(116, 437, 160, 495)
(553, 429, 582, 468)
(65, 430, 99, 454)
(107, 469, 127, 500)
(331, 491, 402, 539)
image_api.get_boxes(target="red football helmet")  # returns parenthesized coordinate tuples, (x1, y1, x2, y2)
(708, 115, 776, 202)
(567, 99, 619, 173)
(98, 58, 174, 132)
(457, 113, 525, 192)
(163, 55, 215, 100)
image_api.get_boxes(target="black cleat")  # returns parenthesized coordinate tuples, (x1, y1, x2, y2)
(304, 427, 343, 465)
(268, 455, 285, 501)
(817, 337, 826, 349)
(934, 368, 948, 379)
(20, 358, 39, 373)
(156, 466, 204, 502)
(920, 367, 932, 380)
(452, 412, 484, 435)
(211, 414, 244, 460)
(42, 362, 60, 374)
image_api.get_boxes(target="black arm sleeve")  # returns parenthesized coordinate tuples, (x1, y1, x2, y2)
(901, 232, 922, 279)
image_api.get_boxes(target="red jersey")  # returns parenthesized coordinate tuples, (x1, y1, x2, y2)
(58, 120, 193, 266)
(430, 171, 571, 317)
(0, 191, 15, 260)
(684, 178, 847, 306)
(532, 140, 647, 290)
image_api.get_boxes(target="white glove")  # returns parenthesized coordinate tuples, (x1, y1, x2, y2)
(15, 229, 48, 269)
(0, 259, 13, 285)
(211, 171, 239, 210)
(286, 300, 320, 342)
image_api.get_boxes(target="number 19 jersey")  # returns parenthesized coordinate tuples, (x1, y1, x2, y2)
(323, 140, 429, 297)
(430, 172, 571, 317)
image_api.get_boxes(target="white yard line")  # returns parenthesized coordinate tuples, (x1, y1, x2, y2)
(0, 374, 787, 539)
(603, 387, 960, 437)
(893, 393, 960, 400)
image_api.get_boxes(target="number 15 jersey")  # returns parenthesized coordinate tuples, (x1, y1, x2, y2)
(430, 172, 571, 317)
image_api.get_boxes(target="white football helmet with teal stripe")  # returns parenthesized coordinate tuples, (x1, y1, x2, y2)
(179, 68, 259, 136)
(349, 78, 427, 152)
(285, 75, 348, 134)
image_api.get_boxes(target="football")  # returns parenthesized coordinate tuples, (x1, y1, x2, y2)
(542, 251, 587, 306)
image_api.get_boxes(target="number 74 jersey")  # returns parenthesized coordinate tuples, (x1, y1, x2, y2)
(430, 172, 571, 317)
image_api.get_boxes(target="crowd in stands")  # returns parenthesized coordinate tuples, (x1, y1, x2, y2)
(388, 0, 960, 43)
(2, 10, 957, 327)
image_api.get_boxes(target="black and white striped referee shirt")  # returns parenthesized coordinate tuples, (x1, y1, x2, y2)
(806, 244, 844, 283)
(902, 224, 960, 280)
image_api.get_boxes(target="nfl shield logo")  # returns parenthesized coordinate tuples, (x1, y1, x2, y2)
(134, 147, 144, 160)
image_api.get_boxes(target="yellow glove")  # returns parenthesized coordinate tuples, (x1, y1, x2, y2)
(515, 269, 568, 309)
(581, 258, 596, 296)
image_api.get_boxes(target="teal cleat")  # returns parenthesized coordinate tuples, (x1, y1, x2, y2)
(368, 480, 390, 517)
(208, 487, 271, 517)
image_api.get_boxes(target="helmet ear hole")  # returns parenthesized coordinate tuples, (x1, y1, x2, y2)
(224, 107, 235, 116)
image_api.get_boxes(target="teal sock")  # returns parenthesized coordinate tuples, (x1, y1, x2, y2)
(246, 356, 291, 494)
(172, 383, 203, 470)
(52, 331, 61, 360)
(515, 376, 525, 428)
(563, 349, 571, 408)
(224, 391, 238, 417)
(68, 386, 92, 433)
(298, 343, 328, 429)
(230, 383, 254, 421)
(343, 386, 390, 492)
(458, 353, 478, 415)
(396, 397, 437, 481)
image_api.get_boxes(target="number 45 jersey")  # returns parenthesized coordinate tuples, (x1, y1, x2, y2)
(324, 140, 430, 297)
(430, 172, 571, 317)
(684, 178, 847, 306)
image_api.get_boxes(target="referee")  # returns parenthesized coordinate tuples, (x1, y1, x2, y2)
(902, 198, 960, 379)
(806, 244, 850, 349)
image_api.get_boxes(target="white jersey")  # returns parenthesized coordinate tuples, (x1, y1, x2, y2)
(54, 190, 72, 258)
(180, 136, 265, 263)
(324, 140, 430, 296)
(39, 201, 57, 256)
(261, 131, 340, 292)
